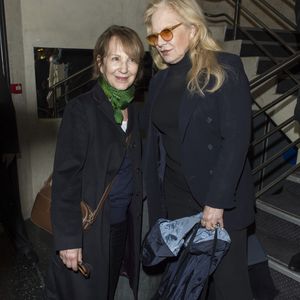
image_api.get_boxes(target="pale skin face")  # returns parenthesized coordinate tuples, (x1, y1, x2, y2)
(150, 4, 195, 64)
(98, 36, 139, 91)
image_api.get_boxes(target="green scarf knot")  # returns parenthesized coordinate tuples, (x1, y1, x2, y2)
(99, 78, 135, 124)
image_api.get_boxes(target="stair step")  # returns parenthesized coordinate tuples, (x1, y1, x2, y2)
(257, 58, 300, 75)
(257, 227, 299, 267)
(276, 77, 299, 95)
(209, 25, 227, 41)
(225, 27, 300, 44)
(241, 56, 259, 80)
(270, 268, 300, 299)
(255, 209, 300, 283)
(240, 41, 297, 58)
(269, 256, 300, 284)
(256, 207, 300, 244)
(257, 199, 300, 226)
(287, 172, 300, 184)
(257, 178, 300, 224)
(219, 39, 242, 56)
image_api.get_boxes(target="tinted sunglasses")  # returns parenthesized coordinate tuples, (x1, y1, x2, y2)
(146, 23, 182, 46)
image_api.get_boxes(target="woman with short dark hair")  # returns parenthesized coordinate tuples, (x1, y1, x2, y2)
(45, 25, 144, 300)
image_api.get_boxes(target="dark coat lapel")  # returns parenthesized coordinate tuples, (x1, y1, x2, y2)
(179, 89, 201, 142)
(149, 68, 201, 142)
(149, 70, 169, 119)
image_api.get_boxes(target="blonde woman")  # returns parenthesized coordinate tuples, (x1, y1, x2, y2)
(142, 0, 255, 299)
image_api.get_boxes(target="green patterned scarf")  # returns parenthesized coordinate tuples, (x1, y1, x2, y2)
(99, 77, 135, 124)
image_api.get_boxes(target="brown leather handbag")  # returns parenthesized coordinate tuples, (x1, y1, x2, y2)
(31, 174, 113, 234)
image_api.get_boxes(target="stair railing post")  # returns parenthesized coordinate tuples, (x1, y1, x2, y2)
(233, 0, 241, 40)
(53, 86, 57, 118)
(258, 116, 271, 191)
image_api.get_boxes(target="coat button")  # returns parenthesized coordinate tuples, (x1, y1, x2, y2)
(209, 169, 213, 175)
(208, 144, 213, 150)
(206, 117, 213, 123)
(131, 143, 136, 148)
(136, 168, 141, 173)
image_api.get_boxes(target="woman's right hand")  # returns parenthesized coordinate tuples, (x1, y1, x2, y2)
(59, 248, 82, 272)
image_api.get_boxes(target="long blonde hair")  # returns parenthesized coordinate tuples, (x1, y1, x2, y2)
(144, 0, 226, 94)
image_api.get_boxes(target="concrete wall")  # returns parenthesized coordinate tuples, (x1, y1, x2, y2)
(4, 0, 297, 218)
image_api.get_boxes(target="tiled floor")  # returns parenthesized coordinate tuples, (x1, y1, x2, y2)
(0, 221, 52, 300)
(0, 207, 157, 300)
(1, 216, 299, 300)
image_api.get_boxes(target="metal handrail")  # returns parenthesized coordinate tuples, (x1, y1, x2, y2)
(206, 12, 300, 117)
(253, 84, 300, 119)
(252, 138, 300, 174)
(252, 116, 295, 147)
(254, 0, 297, 31)
(233, 0, 241, 39)
(206, 2, 300, 197)
(250, 51, 300, 89)
(256, 163, 300, 198)
(233, 0, 296, 54)
(49, 64, 93, 90)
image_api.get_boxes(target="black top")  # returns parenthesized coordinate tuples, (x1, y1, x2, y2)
(109, 151, 133, 224)
(152, 53, 191, 190)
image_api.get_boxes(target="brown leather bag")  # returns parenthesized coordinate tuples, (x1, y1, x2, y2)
(31, 174, 113, 234)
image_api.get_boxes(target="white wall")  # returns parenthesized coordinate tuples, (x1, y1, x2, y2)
(4, 0, 296, 218)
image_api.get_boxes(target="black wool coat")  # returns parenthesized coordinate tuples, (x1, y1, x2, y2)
(142, 52, 255, 231)
(46, 83, 143, 300)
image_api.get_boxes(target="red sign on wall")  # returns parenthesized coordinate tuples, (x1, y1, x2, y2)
(10, 83, 22, 94)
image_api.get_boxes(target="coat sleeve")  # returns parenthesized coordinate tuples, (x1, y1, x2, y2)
(204, 56, 252, 209)
(51, 99, 89, 251)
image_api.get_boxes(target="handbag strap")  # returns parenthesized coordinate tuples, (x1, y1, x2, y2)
(163, 222, 201, 298)
(45, 173, 114, 217)
(163, 223, 218, 299)
(200, 228, 218, 297)
(91, 134, 131, 217)
(89, 178, 115, 221)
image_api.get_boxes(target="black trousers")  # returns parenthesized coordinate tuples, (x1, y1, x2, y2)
(0, 158, 32, 252)
(108, 220, 128, 300)
(203, 229, 253, 300)
(164, 177, 253, 300)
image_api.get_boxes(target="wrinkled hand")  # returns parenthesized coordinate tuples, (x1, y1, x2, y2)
(59, 248, 82, 272)
(2, 154, 16, 167)
(201, 205, 224, 230)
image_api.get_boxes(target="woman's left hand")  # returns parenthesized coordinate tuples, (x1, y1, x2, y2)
(201, 205, 224, 230)
(59, 248, 82, 272)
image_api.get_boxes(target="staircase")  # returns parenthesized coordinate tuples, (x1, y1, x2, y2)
(209, 2, 300, 297)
